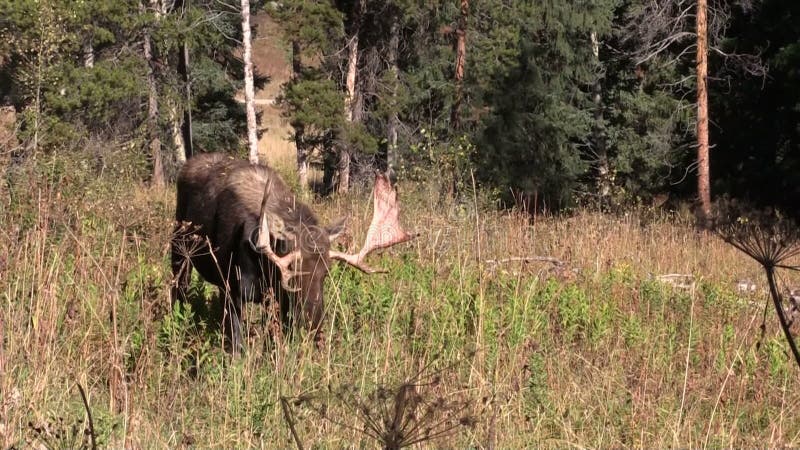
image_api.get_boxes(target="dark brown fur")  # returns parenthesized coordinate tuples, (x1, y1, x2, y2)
(171, 153, 343, 349)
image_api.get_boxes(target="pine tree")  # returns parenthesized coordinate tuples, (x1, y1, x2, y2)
(0, 0, 254, 173)
(271, 0, 344, 191)
(338, 0, 365, 192)
(475, 0, 614, 208)
(711, 0, 799, 216)
(623, 0, 763, 220)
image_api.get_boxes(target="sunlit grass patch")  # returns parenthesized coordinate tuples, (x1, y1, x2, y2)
(1, 155, 797, 448)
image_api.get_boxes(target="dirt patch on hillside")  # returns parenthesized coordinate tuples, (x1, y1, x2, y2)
(250, 13, 295, 167)
(0, 106, 16, 202)
(0, 106, 16, 154)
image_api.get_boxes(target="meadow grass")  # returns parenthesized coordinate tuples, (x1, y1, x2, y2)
(1, 154, 799, 449)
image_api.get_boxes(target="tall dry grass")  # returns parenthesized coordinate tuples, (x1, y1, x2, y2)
(1, 154, 799, 449)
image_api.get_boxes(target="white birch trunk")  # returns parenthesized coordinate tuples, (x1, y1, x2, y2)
(292, 41, 308, 188)
(82, 40, 94, 68)
(591, 31, 609, 200)
(386, 21, 400, 175)
(170, 103, 186, 165)
(337, 0, 364, 193)
(338, 31, 359, 193)
(241, 0, 259, 164)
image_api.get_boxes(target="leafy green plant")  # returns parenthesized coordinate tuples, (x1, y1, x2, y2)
(157, 300, 216, 374)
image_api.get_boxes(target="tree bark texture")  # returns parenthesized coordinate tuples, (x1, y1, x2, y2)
(338, 0, 363, 193)
(170, 104, 186, 165)
(241, 0, 259, 164)
(82, 39, 94, 68)
(386, 20, 400, 177)
(591, 31, 610, 202)
(145, 0, 164, 187)
(292, 40, 309, 189)
(177, 41, 192, 163)
(696, 0, 711, 223)
(450, 0, 468, 130)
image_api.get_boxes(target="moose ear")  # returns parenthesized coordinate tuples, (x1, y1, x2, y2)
(327, 216, 347, 242)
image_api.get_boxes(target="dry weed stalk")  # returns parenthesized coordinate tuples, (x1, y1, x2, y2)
(76, 383, 97, 450)
(17, 383, 97, 450)
(282, 358, 479, 450)
(717, 206, 800, 369)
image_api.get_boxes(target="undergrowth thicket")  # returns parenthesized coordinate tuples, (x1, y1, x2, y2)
(1, 153, 799, 448)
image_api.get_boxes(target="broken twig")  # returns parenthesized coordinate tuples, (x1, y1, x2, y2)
(484, 256, 564, 266)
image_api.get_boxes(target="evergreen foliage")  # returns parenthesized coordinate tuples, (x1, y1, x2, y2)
(476, 1, 601, 207)
(712, 0, 800, 214)
(1, 0, 799, 214)
(0, 0, 250, 162)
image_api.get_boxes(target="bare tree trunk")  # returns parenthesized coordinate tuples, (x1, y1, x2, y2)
(144, 3, 164, 187)
(169, 103, 186, 165)
(82, 39, 94, 68)
(591, 31, 610, 204)
(145, 0, 164, 186)
(241, 0, 259, 164)
(450, 0, 468, 130)
(386, 20, 400, 178)
(29, 3, 55, 156)
(292, 41, 308, 189)
(337, 148, 351, 193)
(177, 41, 192, 163)
(323, 132, 336, 194)
(344, 22, 359, 125)
(337, 0, 363, 193)
(32, 38, 43, 155)
(160, 0, 190, 166)
(696, 0, 711, 224)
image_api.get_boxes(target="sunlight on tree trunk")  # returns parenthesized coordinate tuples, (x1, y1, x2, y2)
(338, 0, 363, 193)
(292, 40, 309, 189)
(386, 20, 399, 177)
(82, 40, 94, 68)
(178, 40, 193, 163)
(696, 0, 710, 223)
(591, 31, 610, 204)
(241, 0, 259, 164)
(450, 0, 468, 130)
(170, 104, 186, 165)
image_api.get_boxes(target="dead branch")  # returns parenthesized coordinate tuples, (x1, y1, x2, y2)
(655, 273, 696, 290)
(484, 256, 564, 266)
(765, 267, 800, 369)
(76, 383, 97, 450)
(280, 397, 305, 450)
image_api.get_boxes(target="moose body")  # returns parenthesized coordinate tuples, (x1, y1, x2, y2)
(171, 153, 412, 350)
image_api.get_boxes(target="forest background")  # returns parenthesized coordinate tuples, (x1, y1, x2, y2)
(2, 0, 797, 213)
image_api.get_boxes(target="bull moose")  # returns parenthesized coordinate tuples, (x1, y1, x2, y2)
(171, 153, 413, 350)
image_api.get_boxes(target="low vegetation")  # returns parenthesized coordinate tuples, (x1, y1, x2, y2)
(2, 152, 800, 448)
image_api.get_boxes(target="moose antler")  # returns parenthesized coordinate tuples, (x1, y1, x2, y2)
(330, 172, 415, 273)
(253, 181, 304, 292)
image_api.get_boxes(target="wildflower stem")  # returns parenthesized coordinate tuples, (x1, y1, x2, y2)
(280, 397, 305, 450)
(765, 266, 800, 369)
